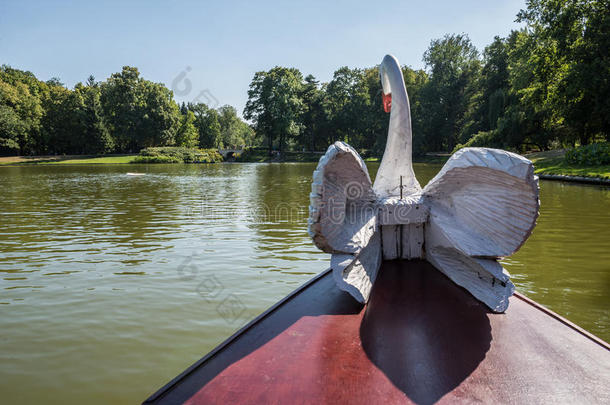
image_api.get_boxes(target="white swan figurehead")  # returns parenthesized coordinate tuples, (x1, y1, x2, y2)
(308, 54, 539, 312)
(375, 54, 420, 198)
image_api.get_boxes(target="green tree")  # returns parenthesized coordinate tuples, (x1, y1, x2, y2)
(175, 110, 199, 147)
(299, 75, 326, 151)
(189, 103, 222, 148)
(517, 0, 610, 144)
(502, 29, 556, 151)
(324, 67, 371, 149)
(244, 67, 304, 153)
(0, 80, 42, 154)
(139, 80, 180, 148)
(39, 82, 83, 154)
(420, 34, 481, 151)
(75, 80, 114, 154)
(218, 105, 254, 149)
(100, 66, 179, 152)
(480, 37, 510, 131)
(0, 66, 44, 154)
(100, 66, 142, 152)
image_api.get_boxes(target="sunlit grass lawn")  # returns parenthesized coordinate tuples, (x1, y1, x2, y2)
(525, 150, 610, 179)
(0, 155, 138, 165)
(49, 155, 137, 164)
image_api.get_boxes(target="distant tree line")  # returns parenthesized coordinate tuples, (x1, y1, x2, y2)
(244, 0, 609, 155)
(1, 0, 607, 157)
(0, 66, 255, 155)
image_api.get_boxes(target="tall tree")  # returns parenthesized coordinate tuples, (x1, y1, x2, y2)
(299, 75, 326, 151)
(324, 67, 371, 148)
(175, 110, 199, 147)
(480, 37, 510, 132)
(40, 82, 84, 154)
(457, 36, 511, 149)
(218, 105, 254, 149)
(138, 80, 180, 148)
(100, 66, 179, 151)
(503, 28, 556, 150)
(244, 67, 304, 153)
(75, 81, 114, 154)
(100, 66, 142, 152)
(0, 66, 45, 155)
(189, 103, 221, 148)
(420, 34, 481, 151)
(0, 79, 43, 155)
(517, 0, 610, 144)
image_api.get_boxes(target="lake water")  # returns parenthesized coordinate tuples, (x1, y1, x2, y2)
(0, 162, 608, 404)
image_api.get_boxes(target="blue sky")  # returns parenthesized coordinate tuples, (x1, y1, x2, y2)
(1, 0, 525, 115)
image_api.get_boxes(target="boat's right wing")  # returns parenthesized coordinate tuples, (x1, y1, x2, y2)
(422, 147, 539, 312)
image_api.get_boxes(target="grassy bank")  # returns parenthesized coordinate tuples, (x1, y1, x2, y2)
(3, 147, 608, 179)
(0, 154, 138, 165)
(0, 151, 451, 165)
(0, 147, 223, 165)
(525, 149, 610, 179)
(236, 149, 452, 164)
(236, 148, 454, 165)
(236, 149, 322, 163)
(133, 147, 222, 163)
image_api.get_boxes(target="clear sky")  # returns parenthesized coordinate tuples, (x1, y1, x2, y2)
(1, 0, 525, 115)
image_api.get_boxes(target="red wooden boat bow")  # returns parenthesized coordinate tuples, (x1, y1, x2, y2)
(144, 260, 610, 404)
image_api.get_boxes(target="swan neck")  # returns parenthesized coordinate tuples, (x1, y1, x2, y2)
(373, 55, 420, 198)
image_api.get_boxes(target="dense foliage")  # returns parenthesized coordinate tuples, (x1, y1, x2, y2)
(565, 143, 610, 166)
(1, 0, 607, 157)
(133, 147, 223, 163)
(245, 0, 609, 155)
(0, 67, 253, 156)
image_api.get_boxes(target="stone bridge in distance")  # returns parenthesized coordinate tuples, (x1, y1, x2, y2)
(218, 149, 244, 159)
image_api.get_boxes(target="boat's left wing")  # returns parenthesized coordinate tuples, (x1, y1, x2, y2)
(308, 142, 380, 303)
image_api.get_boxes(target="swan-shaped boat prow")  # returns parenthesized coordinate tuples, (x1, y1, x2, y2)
(308, 54, 539, 312)
(144, 55, 609, 405)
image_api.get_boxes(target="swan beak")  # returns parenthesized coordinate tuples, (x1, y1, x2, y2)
(382, 92, 392, 113)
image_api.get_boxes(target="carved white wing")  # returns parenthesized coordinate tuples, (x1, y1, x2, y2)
(423, 147, 539, 257)
(308, 142, 381, 302)
(423, 147, 539, 311)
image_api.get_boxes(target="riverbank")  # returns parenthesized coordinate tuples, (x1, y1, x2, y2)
(236, 148, 609, 183)
(235, 149, 323, 163)
(0, 152, 455, 166)
(235, 149, 450, 164)
(524, 149, 610, 179)
(0, 148, 222, 165)
(0, 155, 137, 165)
(2, 149, 608, 182)
(536, 174, 610, 185)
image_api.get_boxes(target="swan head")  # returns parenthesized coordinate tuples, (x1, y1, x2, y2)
(378, 54, 408, 114)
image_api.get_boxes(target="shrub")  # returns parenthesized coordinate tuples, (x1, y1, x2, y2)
(565, 142, 610, 166)
(199, 149, 223, 163)
(235, 147, 269, 162)
(132, 147, 223, 163)
(132, 155, 182, 163)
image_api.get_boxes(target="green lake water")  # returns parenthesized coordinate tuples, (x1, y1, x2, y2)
(0, 162, 608, 404)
